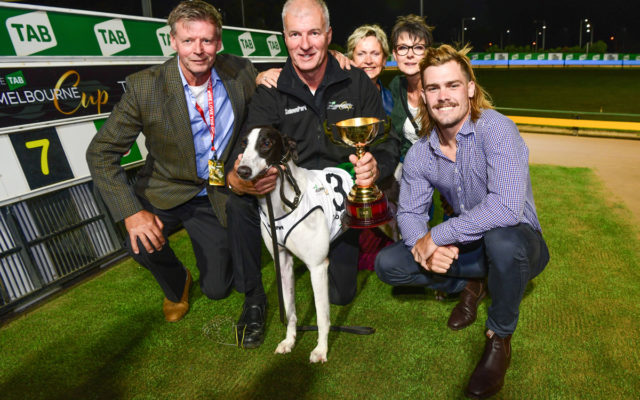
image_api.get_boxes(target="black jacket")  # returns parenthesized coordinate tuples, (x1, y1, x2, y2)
(240, 55, 400, 181)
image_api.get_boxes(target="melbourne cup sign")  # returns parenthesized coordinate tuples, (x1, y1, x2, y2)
(0, 64, 148, 130)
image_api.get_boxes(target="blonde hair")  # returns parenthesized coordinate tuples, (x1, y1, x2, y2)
(168, 0, 223, 37)
(418, 44, 493, 136)
(346, 24, 390, 61)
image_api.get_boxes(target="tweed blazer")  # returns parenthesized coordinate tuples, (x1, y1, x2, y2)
(86, 54, 257, 226)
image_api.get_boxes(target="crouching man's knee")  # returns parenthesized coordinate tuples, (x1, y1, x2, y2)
(484, 225, 528, 275)
(375, 241, 414, 286)
(125, 236, 164, 267)
(200, 279, 232, 300)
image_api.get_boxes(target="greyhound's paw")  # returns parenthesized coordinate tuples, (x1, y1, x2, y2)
(309, 347, 327, 363)
(275, 339, 295, 354)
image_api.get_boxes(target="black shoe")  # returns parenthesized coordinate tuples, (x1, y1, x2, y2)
(235, 303, 266, 349)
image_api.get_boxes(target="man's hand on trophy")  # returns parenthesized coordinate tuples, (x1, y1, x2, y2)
(349, 152, 379, 186)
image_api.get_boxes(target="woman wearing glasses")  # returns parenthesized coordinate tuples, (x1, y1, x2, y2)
(389, 15, 434, 163)
(388, 15, 452, 228)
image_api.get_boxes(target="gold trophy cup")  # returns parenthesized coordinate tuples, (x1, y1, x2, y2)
(329, 117, 392, 228)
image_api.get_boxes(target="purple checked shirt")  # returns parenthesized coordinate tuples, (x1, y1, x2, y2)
(398, 109, 542, 248)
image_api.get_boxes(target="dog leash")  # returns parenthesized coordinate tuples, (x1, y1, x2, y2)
(264, 164, 375, 336)
(265, 194, 287, 325)
(297, 325, 376, 335)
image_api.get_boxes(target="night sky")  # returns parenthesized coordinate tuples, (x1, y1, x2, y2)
(18, 0, 640, 52)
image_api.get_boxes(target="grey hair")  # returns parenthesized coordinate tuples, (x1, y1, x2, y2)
(282, 0, 330, 33)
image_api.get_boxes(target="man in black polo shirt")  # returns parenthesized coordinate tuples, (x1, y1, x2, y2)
(225, 0, 400, 348)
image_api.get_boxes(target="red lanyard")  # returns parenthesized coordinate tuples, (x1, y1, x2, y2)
(193, 78, 216, 155)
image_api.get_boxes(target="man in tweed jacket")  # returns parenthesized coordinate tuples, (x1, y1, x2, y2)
(86, 1, 273, 330)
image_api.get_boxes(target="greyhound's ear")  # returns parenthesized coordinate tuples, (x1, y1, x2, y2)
(284, 136, 299, 162)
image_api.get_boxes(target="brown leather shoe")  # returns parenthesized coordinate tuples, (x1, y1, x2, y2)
(465, 330, 512, 399)
(162, 269, 192, 322)
(447, 279, 486, 330)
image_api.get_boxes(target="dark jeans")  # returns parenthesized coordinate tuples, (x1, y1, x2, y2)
(233, 194, 359, 306)
(126, 195, 234, 303)
(375, 224, 549, 336)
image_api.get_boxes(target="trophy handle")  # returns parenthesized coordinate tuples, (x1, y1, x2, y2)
(323, 120, 344, 146)
(368, 116, 391, 147)
(325, 117, 391, 147)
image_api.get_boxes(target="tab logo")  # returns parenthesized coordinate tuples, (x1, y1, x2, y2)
(238, 32, 255, 56)
(266, 34, 281, 57)
(6, 11, 57, 56)
(5, 70, 27, 90)
(94, 19, 130, 56)
(156, 25, 175, 57)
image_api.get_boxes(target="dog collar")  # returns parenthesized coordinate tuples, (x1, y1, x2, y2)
(275, 163, 301, 210)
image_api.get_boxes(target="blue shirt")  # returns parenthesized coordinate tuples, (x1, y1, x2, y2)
(398, 109, 542, 248)
(378, 79, 394, 116)
(178, 58, 234, 195)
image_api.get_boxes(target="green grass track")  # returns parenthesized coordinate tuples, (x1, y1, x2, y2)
(1, 165, 639, 399)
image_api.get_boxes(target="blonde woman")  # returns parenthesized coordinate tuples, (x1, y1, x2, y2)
(347, 24, 393, 115)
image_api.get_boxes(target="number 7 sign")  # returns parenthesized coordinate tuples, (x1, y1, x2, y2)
(9, 127, 74, 190)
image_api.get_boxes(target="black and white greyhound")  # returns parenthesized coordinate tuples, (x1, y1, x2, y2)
(236, 126, 353, 363)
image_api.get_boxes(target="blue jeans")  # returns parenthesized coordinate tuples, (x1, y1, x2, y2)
(375, 224, 549, 336)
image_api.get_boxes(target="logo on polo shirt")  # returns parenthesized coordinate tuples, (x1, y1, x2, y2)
(327, 101, 353, 111)
(284, 105, 307, 115)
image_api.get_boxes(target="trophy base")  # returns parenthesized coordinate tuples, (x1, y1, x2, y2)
(344, 195, 393, 229)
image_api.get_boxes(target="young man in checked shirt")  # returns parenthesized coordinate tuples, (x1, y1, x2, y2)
(375, 44, 549, 399)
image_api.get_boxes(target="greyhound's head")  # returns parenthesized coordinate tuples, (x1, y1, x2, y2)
(237, 126, 298, 181)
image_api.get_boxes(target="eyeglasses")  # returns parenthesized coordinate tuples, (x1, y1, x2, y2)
(395, 44, 426, 56)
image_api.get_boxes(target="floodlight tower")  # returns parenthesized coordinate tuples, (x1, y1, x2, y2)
(500, 29, 510, 49)
(579, 18, 589, 48)
(585, 22, 594, 53)
(461, 17, 475, 44)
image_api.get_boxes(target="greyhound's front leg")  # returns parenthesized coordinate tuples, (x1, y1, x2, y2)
(309, 258, 330, 363)
(275, 249, 297, 354)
